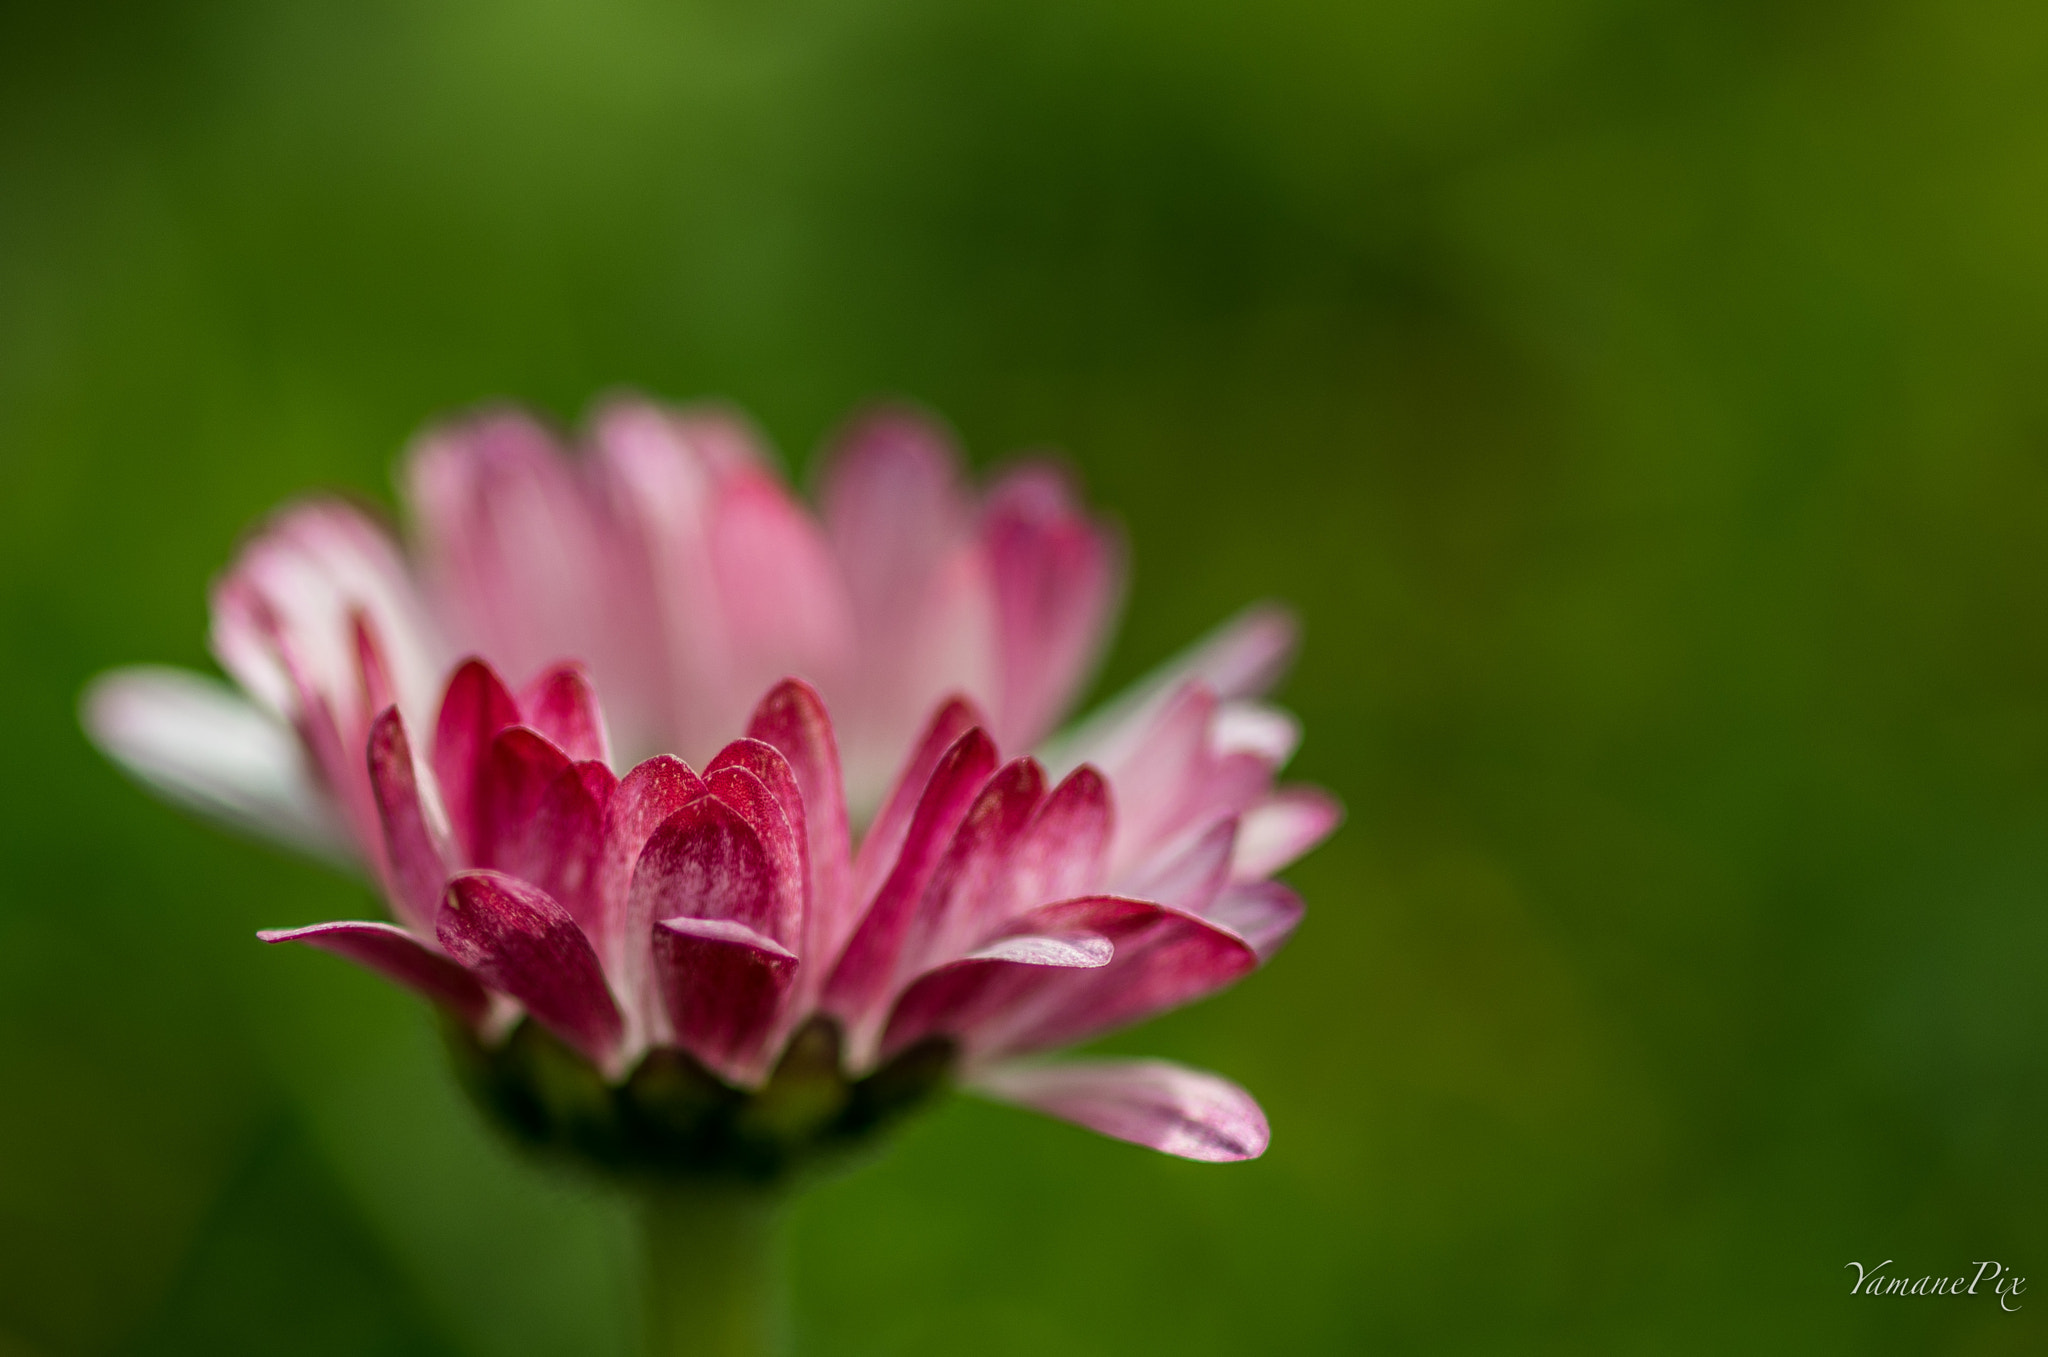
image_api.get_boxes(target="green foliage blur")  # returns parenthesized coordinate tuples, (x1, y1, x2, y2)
(4, 0, 2047, 1351)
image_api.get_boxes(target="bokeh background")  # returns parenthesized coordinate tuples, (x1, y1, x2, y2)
(5, 0, 2048, 1352)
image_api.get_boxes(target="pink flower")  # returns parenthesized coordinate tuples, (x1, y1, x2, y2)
(83, 396, 1340, 1163)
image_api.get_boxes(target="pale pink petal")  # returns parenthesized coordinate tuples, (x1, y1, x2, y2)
(824, 726, 999, 1050)
(437, 871, 622, 1066)
(746, 680, 853, 979)
(1118, 816, 1236, 916)
(650, 917, 798, 1087)
(708, 470, 854, 706)
(1201, 880, 1305, 962)
(1095, 681, 1216, 878)
(365, 707, 451, 933)
(403, 410, 630, 719)
(1232, 787, 1343, 880)
(81, 667, 352, 864)
(259, 920, 491, 1027)
(819, 408, 996, 809)
(1210, 701, 1299, 766)
(587, 398, 741, 763)
(970, 1059, 1269, 1162)
(980, 462, 1123, 753)
(430, 658, 521, 861)
(1043, 603, 1297, 777)
(518, 663, 610, 765)
(211, 499, 448, 736)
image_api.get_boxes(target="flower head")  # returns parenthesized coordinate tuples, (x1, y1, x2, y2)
(84, 397, 1338, 1172)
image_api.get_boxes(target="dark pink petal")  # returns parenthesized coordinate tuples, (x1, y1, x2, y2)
(598, 756, 708, 964)
(518, 663, 610, 765)
(876, 922, 1114, 1061)
(706, 739, 807, 878)
(883, 896, 1256, 1064)
(1232, 787, 1342, 880)
(365, 707, 449, 933)
(432, 658, 521, 860)
(996, 764, 1113, 921)
(980, 462, 1123, 753)
(1202, 880, 1305, 962)
(1119, 817, 1236, 917)
(628, 796, 780, 943)
(848, 696, 985, 910)
(514, 759, 616, 937)
(888, 757, 1046, 988)
(971, 1059, 1269, 1162)
(650, 917, 798, 1085)
(703, 761, 804, 949)
(351, 609, 397, 722)
(825, 726, 999, 1035)
(437, 871, 622, 1066)
(471, 725, 573, 869)
(260, 920, 490, 1027)
(746, 680, 853, 969)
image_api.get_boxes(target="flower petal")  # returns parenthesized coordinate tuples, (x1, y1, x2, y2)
(210, 499, 448, 735)
(995, 764, 1113, 921)
(403, 410, 630, 717)
(970, 1059, 1269, 1162)
(887, 757, 1046, 990)
(81, 667, 352, 864)
(365, 707, 451, 932)
(883, 896, 1256, 1064)
(1232, 787, 1343, 880)
(598, 755, 708, 967)
(650, 917, 798, 1086)
(819, 408, 996, 809)
(1118, 816, 1236, 916)
(709, 469, 854, 706)
(518, 662, 611, 765)
(1201, 880, 1305, 963)
(260, 920, 489, 1027)
(703, 759, 805, 949)
(628, 796, 781, 944)
(431, 658, 521, 860)
(876, 928, 1113, 1063)
(848, 696, 985, 910)
(980, 462, 1123, 753)
(746, 679, 854, 975)
(825, 726, 999, 1049)
(1041, 603, 1297, 777)
(437, 871, 622, 1066)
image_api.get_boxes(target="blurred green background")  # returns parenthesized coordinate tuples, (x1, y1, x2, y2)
(5, 0, 2047, 1352)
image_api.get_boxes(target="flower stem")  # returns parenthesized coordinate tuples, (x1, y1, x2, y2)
(640, 1184, 788, 1357)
